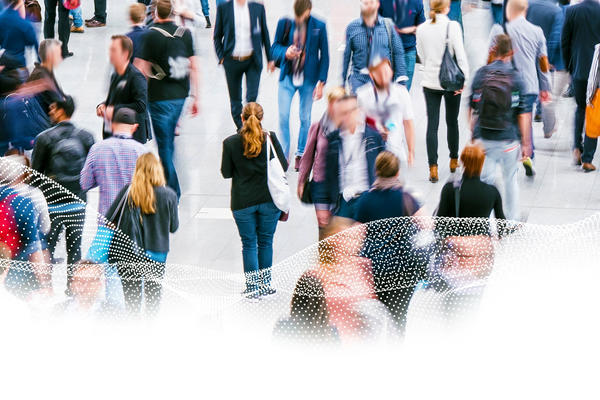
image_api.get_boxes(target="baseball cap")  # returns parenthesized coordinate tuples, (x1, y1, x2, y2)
(113, 108, 137, 125)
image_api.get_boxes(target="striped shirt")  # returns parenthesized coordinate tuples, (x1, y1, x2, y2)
(79, 135, 148, 217)
(342, 16, 407, 93)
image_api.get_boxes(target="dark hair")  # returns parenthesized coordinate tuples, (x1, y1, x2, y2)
(294, 0, 312, 17)
(289, 273, 330, 329)
(375, 151, 400, 178)
(155, 0, 173, 19)
(54, 95, 75, 118)
(494, 34, 513, 58)
(111, 35, 134, 60)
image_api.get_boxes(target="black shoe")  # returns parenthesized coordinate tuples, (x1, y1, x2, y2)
(534, 113, 542, 123)
(85, 17, 94, 23)
(62, 51, 74, 59)
(205, 16, 211, 29)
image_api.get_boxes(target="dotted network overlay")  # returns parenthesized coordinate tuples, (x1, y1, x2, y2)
(1, 158, 598, 345)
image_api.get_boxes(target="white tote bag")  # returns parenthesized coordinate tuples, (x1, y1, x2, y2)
(266, 132, 290, 213)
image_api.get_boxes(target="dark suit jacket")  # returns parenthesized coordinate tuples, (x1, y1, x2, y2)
(213, 0, 272, 69)
(324, 126, 385, 205)
(561, 0, 600, 81)
(270, 15, 329, 86)
(102, 63, 149, 143)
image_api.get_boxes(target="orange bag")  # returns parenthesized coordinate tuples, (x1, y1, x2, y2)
(586, 88, 600, 139)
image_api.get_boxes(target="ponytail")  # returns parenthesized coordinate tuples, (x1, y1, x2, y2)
(429, 0, 450, 23)
(240, 102, 265, 159)
(429, 10, 436, 23)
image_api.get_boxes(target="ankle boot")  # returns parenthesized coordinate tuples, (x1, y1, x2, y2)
(429, 165, 439, 183)
(205, 16, 211, 28)
(450, 158, 458, 173)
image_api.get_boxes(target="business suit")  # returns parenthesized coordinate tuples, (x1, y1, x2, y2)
(101, 63, 149, 144)
(213, 0, 272, 129)
(561, 0, 600, 162)
(271, 15, 329, 158)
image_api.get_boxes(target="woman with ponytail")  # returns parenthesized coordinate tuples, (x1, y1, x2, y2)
(106, 152, 179, 315)
(416, 0, 469, 183)
(221, 102, 288, 299)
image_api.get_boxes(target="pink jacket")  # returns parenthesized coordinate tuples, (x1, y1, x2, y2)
(298, 117, 331, 184)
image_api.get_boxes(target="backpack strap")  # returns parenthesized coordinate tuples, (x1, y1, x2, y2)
(383, 18, 395, 72)
(150, 26, 174, 38)
(453, 179, 462, 218)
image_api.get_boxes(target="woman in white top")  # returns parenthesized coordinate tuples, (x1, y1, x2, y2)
(416, 0, 469, 183)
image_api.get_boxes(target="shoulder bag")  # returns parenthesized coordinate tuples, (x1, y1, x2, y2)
(586, 44, 600, 139)
(439, 21, 465, 92)
(266, 132, 291, 216)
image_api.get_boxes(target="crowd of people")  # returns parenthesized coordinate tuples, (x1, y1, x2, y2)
(0, 0, 600, 340)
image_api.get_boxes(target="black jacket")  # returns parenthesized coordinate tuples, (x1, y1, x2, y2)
(213, 0, 272, 69)
(102, 63, 150, 143)
(221, 131, 288, 211)
(31, 121, 95, 202)
(27, 63, 65, 115)
(561, 0, 600, 81)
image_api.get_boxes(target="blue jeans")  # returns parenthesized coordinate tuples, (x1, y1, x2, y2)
(232, 202, 281, 291)
(200, 0, 209, 16)
(404, 48, 417, 91)
(480, 139, 521, 221)
(70, 6, 82, 27)
(278, 74, 315, 158)
(149, 99, 185, 198)
(449, 1, 463, 30)
(491, 3, 503, 25)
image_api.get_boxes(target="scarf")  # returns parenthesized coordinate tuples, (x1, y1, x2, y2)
(370, 176, 403, 192)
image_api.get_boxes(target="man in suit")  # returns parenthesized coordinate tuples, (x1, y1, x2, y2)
(214, 0, 273, 129)
(561, 0, 600, 171)
(97, 35, 149, 144)
(271, 0, 329, 169)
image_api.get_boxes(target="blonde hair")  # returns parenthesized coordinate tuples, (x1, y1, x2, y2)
(128, 153, 166, 215)
(240, 102, 265, 159)
(429, 0, 450, 23)
(327, 86, 347, 105)
(129, 3, 146, 24)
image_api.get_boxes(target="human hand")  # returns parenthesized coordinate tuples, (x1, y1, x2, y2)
(539, 90, 551, 103)
(407, 150, 414, 167)
(267, 61, 276, 73)
(96, 104, 106, 117)
(297, 183, 304, 200)
(454, 88, 464, 96)
(522, 144, 532, 159)
(313, 83, 324, 100)
(285, 45, 301, 60)
(190, 98, 200, 117)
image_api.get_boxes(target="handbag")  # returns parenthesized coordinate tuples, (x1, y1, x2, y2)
(439, 22, 465, 92)
(266, 132, 291, 215)
(300, 181, 313, 204)
(107, 187, 147, 265)
(586, 89, 600, 139)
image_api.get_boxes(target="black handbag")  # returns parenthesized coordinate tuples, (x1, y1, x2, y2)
(439, 22, 465, 92)
(107, 187, 147, 265)
(300, 180, 312, 204)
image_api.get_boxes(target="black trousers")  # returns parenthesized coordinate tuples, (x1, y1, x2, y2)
(43, 0, 70, 56)
(423, 87, 462, 167)
(118, 262, 166, 316)
(46, 208, 85, 290)
(94, 0, 107, 22)
(223, 57, 261, 129)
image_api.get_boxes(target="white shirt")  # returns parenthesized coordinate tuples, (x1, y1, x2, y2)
(233, 0, 253, 57)
(339, 127, 370, 201)
(357, 83, 414, 163)
(416, 14, 470, 90)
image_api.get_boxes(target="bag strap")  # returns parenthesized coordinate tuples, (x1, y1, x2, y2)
(109, 186, 131, 228)
(453, 179, 462, 218)
(384, 18, 395, 71)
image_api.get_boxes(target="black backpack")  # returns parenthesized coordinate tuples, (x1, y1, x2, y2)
(478, 69, 515, 131)
(49, 129, 87, 185)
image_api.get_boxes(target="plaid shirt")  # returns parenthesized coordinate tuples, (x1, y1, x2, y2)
(80, 135, 148, 217)
(342, 16, 406, 93)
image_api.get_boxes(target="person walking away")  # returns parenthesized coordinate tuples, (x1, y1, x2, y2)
(378, 0, 425, 90)
(105, 153, 179, 316)
(561, 0, 600, 171)
(85, 0, 107, 28)
(0, 0, 39, 70)
(489, 0, 551, 177)
(221, 103, 288, 299)
(324, 94, 385, 219)
(357, 55, 416, 172)
(469, 34, 531, 221)
(416, 0, 469, 182)
(31, 95, 94, 294)
(271, 0, 329, 167)
(44, 0, 72, 58)
(97, 35, 149, 144)
(354, 151, 424, 336)
(343, 0, 407, 94)
(134, 0, 200, 198)
(297, 87, 346, 241)
(126, 3, 147, 59)
(213, 0, 273, 129)
(27, 39, 65, 116)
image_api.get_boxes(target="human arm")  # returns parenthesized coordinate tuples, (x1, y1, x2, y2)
(416, 25, 425, 68)
(115, 70, 148, 114)
(79, 149, 97, 191)
(547, 9, 564, 69)
(317, 22, 330, 85)
(451, 21, 469, 84)
(270, 19, 290, 67)
(436, 183, 454, 217)
(220, 140, 233, 179)
(189, 55, 200, 115)
(30, 134, 49, 174)
(536, 32, 551, 98)
(403, 119, 415, 166)
(260, 5, 272, 62)
(269, 132, 289, 172)
(169, 191, 179, 233)
(391, 26, 407, 82)
(213, 3, 225, 63)
(298, 123, 319, 196)
(342, 25, 352, 86)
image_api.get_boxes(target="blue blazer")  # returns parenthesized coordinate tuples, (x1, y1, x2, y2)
(270, 15, 329, 85)
(213, 1, 272, 69)
(561, 0, 600, 81)
(324, 126, 385, 205)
